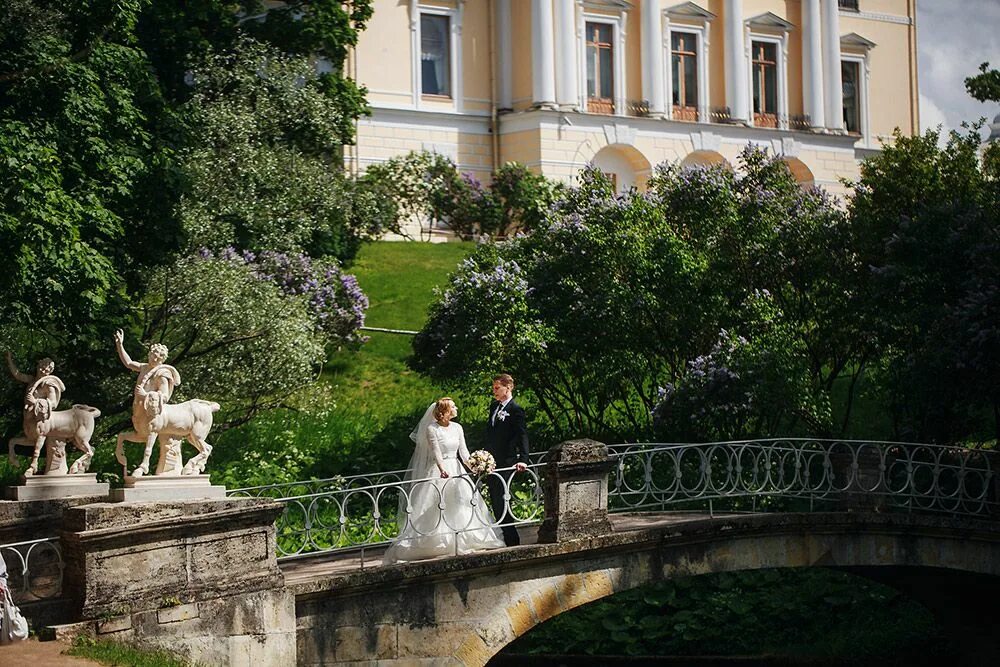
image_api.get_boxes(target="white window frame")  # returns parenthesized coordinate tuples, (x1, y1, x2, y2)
(411, 2, 463, 112)
(841, 53, 871, 147)
(663, 23, 710, 123)
(577, 11, 626, 117)
(745, 32, 789, 130)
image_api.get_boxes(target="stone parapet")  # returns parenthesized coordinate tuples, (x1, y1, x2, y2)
(537, 439, 615, 543)
(53, 497, 295, 666)
(61, 497, 285, 619)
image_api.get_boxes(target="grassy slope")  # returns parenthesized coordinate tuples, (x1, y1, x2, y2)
(212, 242, 478, 487)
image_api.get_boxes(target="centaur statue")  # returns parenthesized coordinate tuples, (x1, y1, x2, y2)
(5, 352, 100, 475)
(113, 330, 220, 477)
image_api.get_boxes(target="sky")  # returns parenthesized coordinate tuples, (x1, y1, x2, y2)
(917, 0, 1000, 140)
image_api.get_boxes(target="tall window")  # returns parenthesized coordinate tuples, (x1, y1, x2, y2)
(842, 60, 861, 134)
(751, 41, 778, 128)
(586, 22, 614, 114)
(838, 0, 859, 11)
(671, 32, 698, 121)
(420, 14, 451, 97)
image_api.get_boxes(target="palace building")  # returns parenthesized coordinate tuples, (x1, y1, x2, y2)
(347, 0, 918, 200)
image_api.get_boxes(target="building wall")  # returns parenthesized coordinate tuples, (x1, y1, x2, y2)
(351, 0, 918, 204)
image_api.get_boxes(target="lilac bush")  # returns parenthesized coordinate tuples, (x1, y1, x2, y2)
(204, 247, 368, 345)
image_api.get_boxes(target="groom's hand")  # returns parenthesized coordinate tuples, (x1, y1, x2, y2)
(515, 462, 527, 473)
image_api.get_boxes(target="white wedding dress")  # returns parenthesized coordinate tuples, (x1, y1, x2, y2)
(383, 410, 504, 564)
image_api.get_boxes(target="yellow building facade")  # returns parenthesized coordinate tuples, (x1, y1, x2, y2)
(348, 0, 918, 205)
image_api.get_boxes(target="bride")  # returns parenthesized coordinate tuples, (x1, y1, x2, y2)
(383, 397, 504, 564)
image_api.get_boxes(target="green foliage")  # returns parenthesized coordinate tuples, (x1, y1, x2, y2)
(68, 635, 193, 667)
(179, 37, 393, 261)
(0, 0, 180, 331)
(133, 254, 326, 428)
(212, 242, 478, 485)
(506, 569, 945, 660)
(0, 0, 378, 449)
(847, 127, 1000, 442)
(415, 150, 847, 442)
(965, 62, 1000, 103)
(363, 151, 563, 240)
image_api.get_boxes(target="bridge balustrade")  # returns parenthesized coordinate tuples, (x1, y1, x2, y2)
(217, 439, 998, 561)
(608, 439, 999, 518)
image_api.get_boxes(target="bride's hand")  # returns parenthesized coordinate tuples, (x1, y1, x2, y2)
(439, 469, 450, 479)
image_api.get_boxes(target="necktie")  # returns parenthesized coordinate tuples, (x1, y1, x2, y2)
(491, 402, 501, 426)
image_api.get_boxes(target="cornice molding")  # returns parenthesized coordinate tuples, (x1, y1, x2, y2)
(840, 9, 912, 26)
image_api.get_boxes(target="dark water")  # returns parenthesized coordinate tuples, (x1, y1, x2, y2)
(489, 654, 949, 667)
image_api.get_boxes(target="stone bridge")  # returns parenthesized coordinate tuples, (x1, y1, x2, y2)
(3, 438, 999, 666)
(288, 511, 1000, 665)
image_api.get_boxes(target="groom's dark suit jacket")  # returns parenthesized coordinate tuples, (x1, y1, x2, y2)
(484, 398, 530, 467)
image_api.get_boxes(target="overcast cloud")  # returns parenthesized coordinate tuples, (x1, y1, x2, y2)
(917, 0, 1000, 139)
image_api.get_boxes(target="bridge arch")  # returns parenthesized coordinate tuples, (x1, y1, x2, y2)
(435, 513, 1000, 665)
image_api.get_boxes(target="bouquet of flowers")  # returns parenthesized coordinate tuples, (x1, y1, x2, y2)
(467, 450, 496, 476)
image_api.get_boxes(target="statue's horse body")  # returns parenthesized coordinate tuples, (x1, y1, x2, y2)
(8, 400, 101, 475)
(116, 389, 220, 477)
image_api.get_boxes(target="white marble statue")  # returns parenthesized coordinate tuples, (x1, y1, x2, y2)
(6, 352, 101, 475)
(113, 330, 220, 477)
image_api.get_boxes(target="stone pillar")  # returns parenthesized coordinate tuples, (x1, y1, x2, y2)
(58, 498, 295, 666)
(538, 439, 615, 543)
(531, 0, 557, 109)
(723, 0, 749, 124)
(829, 447, 887, 513)
(554, 0, 579, 110)
(496, 0, 513, 110)
(821, 0, 844, 131)
(802, 0, 826, 129)
(641, 0, 666, 117)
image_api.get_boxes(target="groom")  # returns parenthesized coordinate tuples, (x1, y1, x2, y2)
(484, 373, 529, 546)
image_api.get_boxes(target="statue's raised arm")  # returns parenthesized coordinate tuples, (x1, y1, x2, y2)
(6, 351, 34, 385)
(114, 329, 143, 373)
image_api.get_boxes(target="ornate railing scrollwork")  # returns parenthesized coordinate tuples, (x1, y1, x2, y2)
(226, 439, 997, 563)
(608, 439, 998, 518)
(229, 462, 545, 561)
(0, 537, 64, 603)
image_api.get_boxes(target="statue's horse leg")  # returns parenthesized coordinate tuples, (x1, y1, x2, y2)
(132, 433, 158, 477)
(116, 431, 145, 477)
(68, 433, 94, 474)
(181, 432, 213, 476)
(8, 435, 31, 469)
(25, 434, 46, 476)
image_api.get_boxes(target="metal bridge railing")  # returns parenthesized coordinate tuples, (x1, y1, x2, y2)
(229, 461, 546, 561)
(0, 537, 64, 603)
(224, 439, 997, 562)
(608, 439, 999, 518)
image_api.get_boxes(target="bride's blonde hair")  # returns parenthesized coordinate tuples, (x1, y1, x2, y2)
(433, 397, 455, 421)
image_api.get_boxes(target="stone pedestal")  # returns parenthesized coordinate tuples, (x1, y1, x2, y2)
(4, 474, 109, 501)
(57, 498, 294, 666)
(538, 439, 615, 543)
(830, 447, 887, 512)
(110, 474, 226, 502)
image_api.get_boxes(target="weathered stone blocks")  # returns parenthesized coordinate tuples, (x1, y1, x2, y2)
(537, 439, 615, 543)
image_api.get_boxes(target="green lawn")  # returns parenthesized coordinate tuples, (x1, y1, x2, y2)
(212, 241, 479, 488)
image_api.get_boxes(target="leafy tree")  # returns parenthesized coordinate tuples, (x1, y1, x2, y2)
(415, 149, 851, 442)
(847, 127, 1000, 442)
(0, 0, 377, 453)
(965, 62, 1000, 103)
(112, 247, 368, 435)
(364, 151, 564, 240)
(179, 37, 395, 260)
